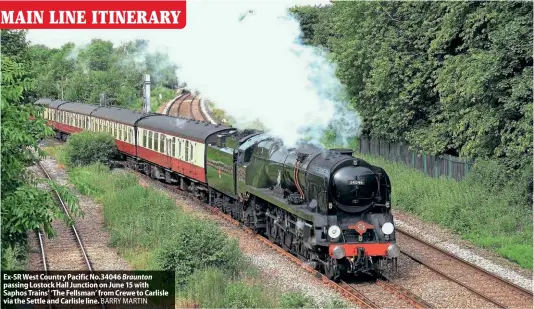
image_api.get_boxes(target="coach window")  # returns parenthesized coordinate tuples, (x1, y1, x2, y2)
(130, 128, 134, 143)
(171, 137, 176, 157)
(185, 141, 189, 161)
(148, 131, 153, 149)
(190, 144, 194, 162)
(178, 140, 182, 157)
(144, 131, 148, 148)
(160, 134, 165, 153)
(154, 133, 159, 152)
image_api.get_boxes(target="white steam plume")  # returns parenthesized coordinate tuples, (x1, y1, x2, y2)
(26, 0, 361, 148)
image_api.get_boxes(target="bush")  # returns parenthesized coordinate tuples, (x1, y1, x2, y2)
(63, 131, 117, 166)
(1, 243, 27, 271)
(279, 291, 315, 308)
(155, 217, 243, 285)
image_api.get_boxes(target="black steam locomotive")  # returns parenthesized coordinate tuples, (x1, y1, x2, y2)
(207, 130, 399, 280)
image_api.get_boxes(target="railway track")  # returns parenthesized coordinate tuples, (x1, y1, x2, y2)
(36, 162, 106, 309)
(165, 91, 208, 122)
(396, 228, 533, 309)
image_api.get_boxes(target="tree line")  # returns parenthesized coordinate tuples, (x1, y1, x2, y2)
(290, 1, 532, 205)
(30, 36, 178, 110)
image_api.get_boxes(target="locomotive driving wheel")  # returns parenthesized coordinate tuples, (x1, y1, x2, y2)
(324, 257, 340, 281)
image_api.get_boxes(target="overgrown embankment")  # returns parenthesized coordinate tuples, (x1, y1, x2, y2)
(355, 152, 533, 269)
(44, 132, 319, 308)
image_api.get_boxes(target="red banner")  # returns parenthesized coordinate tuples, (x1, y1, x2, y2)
(0, 1, 187, 29)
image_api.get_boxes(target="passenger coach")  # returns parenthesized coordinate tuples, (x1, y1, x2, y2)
(37, 99, 232, 191)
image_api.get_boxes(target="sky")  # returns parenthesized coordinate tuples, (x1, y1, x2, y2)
(26, 0, 361, 147)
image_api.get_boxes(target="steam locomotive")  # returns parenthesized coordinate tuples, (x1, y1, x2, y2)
(37, 98, 399, 280)
(208, 130, 399, 280)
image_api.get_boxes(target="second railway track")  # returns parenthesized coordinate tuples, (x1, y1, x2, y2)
(396, 228, 533, 309)
(36, 162, 106, 309)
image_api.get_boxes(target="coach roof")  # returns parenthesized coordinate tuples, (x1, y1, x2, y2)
(58, 102, 100, 115)
(91, 106, 146, 126)
(35, 99, 70, 109)
(137, 115, 232, 142)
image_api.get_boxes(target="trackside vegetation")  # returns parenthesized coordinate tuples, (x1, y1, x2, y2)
(1, 30, 81, 271)
(356, 153, 532, 269)
(46, 134, 345, 308)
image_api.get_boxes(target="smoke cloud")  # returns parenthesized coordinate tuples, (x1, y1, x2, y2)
(27, 0, 361, 148)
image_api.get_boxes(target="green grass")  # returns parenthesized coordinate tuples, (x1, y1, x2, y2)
(355, 152, 533, 269)
(45, 144, 345, 307)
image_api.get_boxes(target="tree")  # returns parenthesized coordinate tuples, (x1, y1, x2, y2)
(290, 2, 533, 205)
(1, 30, 80, 269)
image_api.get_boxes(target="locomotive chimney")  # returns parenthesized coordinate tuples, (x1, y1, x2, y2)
(143, 74, 151, 113)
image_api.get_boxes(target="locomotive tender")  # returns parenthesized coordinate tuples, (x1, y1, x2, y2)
(37, 98, 399, 280)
